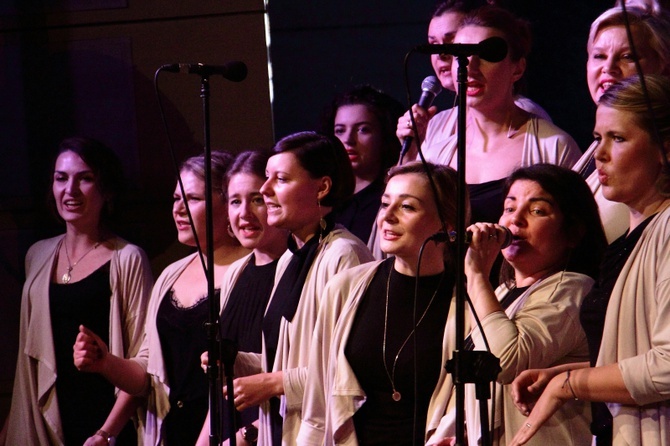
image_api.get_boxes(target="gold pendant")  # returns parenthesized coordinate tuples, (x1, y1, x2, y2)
(62, 267, 72, 284)
(392, 390, 401, 402)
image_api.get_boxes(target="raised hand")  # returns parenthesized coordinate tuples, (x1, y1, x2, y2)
(73, 325, 109, 373)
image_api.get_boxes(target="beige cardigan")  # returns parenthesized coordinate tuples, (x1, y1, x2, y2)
(6, 235, 153, 446)
(257, 227, 373, 446)
(599, 205, 670, 445)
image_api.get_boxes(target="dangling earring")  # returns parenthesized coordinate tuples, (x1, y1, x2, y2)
(318, 199, 326, 244)
(227, 223, 235, 238)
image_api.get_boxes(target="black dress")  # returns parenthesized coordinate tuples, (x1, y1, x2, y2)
(50, 261, 137, 446)
(334, 177, 385, 243)
(218, 255, 278, 439)
(156, 289, 212, 446)
(345, 258, 454, 445)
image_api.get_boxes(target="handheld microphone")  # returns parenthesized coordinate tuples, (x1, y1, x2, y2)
(401, 76, 443, 159)
(430, 226, 514, 248)
(159, 61, 248, 82)
(414, 36, 508, 63)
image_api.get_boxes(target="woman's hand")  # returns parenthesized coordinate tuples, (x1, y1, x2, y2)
(464, 223, 507, 278)
(508, 372, 572, 446)
(73, 325, 109, 374)
(227, 372, 284, 411)
(510, 368, 559, 415)
(395, 104, 438, 161)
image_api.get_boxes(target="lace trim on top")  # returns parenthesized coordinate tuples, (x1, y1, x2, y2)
(168, 288, 218, 310)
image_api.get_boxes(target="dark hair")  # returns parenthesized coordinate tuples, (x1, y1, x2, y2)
(272, 131, 355, 208)
(461, 5, 531, 62)
(498, 164, 607, 287)
(48, 136, 125, 226)
(386, 161, 468, 266)
(179, 150, 235, 201)
(226, 150, 270, 187)
(599, 74, 670, 196)
(320, 85, 404, 172)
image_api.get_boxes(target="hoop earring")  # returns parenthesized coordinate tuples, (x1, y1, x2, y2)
(318, 199, 326, 244)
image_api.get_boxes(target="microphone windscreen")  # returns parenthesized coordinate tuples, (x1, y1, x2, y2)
(478, 37, 508, 63)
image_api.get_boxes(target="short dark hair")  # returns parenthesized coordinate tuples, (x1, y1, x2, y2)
(48, 136, 125, 226)
(272, 131, 355, 208)
(320, 85, 404, 171)
(498, 164, 607, 287)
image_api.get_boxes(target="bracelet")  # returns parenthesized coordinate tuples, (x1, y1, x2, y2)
(95, 429, 114, 445)
(562, 370, 578, 400)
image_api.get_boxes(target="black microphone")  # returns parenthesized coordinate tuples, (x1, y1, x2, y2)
(401, 75, 443, 159)
(159, 61, 248, 82)
(439, 226, 513, 249)
(414, 36, 508, 63)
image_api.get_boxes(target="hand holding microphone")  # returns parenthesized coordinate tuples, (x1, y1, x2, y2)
(396, 76, 442, 162)
(463, 223, 513, 279)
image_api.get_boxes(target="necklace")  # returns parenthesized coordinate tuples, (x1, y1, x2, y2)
(62, 239, 100, 284)
(382, 266, 445, 402)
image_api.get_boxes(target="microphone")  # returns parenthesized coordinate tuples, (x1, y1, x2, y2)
(436, 226, 513, 249)
(414, 36, 508, 63)
(159, 61, 248, 82)
(401, 75, 443, 158)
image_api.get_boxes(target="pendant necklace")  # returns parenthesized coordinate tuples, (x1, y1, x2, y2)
(62, 239, 100, 284)
(382, 266, 444, 402)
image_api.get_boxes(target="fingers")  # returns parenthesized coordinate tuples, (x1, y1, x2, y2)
(201, 351, 209, 373)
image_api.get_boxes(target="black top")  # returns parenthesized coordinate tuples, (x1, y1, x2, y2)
(157, 289, 211, 446)
(219, 255, 278, 438)
(468, 178, 506, 224)
(221, 255, 278, 353)
(333, 177, 385, 243)
(346, 258, 454, 445)
(50, 261, 137, 446)
(579, 214, 654, 443)
(262, 212, 336, 445)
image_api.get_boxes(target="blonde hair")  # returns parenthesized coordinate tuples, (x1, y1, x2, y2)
(599, 74, 670, 195)
(587, 6, 670, 75)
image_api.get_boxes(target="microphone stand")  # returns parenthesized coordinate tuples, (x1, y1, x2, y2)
(196, 74, 237, 446)
(446, 55, 500, 446)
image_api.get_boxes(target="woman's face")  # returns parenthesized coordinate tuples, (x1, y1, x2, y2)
(587, 25, 664, 103)
(593, 105, 664, 209)
(261, 152, 329, 241)
(450, 25, 525, 113)
(227, 172, 286, 252)
(334, 104, 384, 181)
(52, 150, 106, 229)
(499, 180, 572, 279)
(172, 169, 228, 249)
(428, 11, 465, 91)
(377, 173, 443, 262)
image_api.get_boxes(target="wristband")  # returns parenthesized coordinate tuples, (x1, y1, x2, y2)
(562, 369, 579, 400)
(95, 429, 114, 445)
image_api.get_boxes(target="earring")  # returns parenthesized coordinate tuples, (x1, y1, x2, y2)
(318, 199, 326, 244)
(227, 223, 235, 238)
